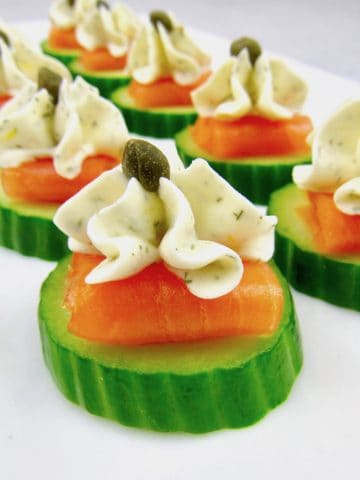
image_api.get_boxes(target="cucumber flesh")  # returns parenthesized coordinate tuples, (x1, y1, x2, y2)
(41, 40, 81, 68)
(111, 86, 197, 138)
(39, 256, 302, 433)
(69, 60, 131, 99)
(268, 183, 360, 311)
(0, 184, 68, 260)
(175, 127, 311, 205)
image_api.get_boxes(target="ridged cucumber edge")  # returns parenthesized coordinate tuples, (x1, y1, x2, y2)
(268, 197, 360, 311)
(69, 60, 131, 99)
(38, 257, 302, 433)
(0, 200, 68, 261)
(40, 40, 80, 68)
(111, 87, 198, 138)
(175, 128, 311, 205)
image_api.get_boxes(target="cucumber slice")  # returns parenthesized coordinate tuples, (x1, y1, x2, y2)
(175, 127, 311, 205)
(0, 184, 68, 260)
(39, 256, 302, 433)
(268, 183, 360, 311)
(111, 86, 197, 138)
(41, 40, 81, 68)
(69, 60, 131, 99)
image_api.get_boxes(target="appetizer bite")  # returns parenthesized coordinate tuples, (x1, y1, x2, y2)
(0, 73, 128, 260)
(42, 0, 97, 66)
(68, 0, 142, 97)
(38, 139, 302, 433)
(269, 100, 360, 310)
(175, 37, 312, 204)
(111, 10, 211, 138)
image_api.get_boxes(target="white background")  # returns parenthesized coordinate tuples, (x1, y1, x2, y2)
(0, 6, 360, 480)
(1, 0, 360, 81)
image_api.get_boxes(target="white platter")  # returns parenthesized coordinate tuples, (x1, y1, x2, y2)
(1, 20, 360, 480)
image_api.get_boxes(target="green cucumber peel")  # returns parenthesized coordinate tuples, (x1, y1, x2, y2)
(39, 256, 302, 433)
(0, 184, 68, 260)
(69, 60, 131, 99)
(111, 86, 197, 138)
(41, 40, 81, 68)
(175, 126, 311, 205)
(268, 183, 360, 311)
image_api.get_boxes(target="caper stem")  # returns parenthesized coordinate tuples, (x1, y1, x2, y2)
(150, 10, 174, 32)
(230, 36, 262, 65)
(0, 30, 10, 47)
(96, 0, 110, 9)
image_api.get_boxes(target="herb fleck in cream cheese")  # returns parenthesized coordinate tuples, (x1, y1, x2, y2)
(55, 155, 277, 299)
(128, 13, 210, 86)
(0, 77, 128, 178)
(76, 2, 141, 59)
(192, 49, 307, 120)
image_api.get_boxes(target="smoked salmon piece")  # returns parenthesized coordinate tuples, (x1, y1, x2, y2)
(48, 26, 83, 50)
(128, 73, 210, 108)
(79, 48, 127, 71)
(65, 254, 284, 345)
(191, 114, 312, 158)
(301, 192, 360, 254)
(2, 154, 119, 203)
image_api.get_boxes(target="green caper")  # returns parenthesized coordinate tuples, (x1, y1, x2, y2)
(123, 139, 170, 192)
(96, 0, 110, 9)
(150, 10, 174, 32)
(38, 67, 62, 104)
(0, 30, 10, 47)
(230, 37, 262, 65)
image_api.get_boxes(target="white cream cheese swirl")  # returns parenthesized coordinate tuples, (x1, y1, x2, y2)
(0, 19, 71, 87)
(293, 99, 360, 215)
(54, 158, 276, 299)
(192, 49, 308, 120)
(0, 85, 55, 164)
(54, 77, 128, 178)
(76, 2, 142, 58)
(50, 0, 98, 29)
(0, 39, 32, 96)
(112, 3, 142, 41)
(0, 77, 128, 179)
(128, 17, 210, 85)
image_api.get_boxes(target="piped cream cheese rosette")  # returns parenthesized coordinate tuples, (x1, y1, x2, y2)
(110, 11, 211, 137)
(191, 42, 308, 120)
(54, 75, 128, 177)
(64, 2, 142, 99)
(112, 3, 142, 42)
(0, 84, 55, 164)
(293, 99, 360, 215)
(0, 19, 70, 82)
(0, 75, 128, 179)
(54, 140, 277, 299)
(268, 98, 360, 311)
(0, 20, 70, 97)
(0, 39, 32, 96)
(76, 1, 142, 58)
(174, 36, 312, 204)
(128, 11, 211, 85)
(50, 0, 98, 29)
